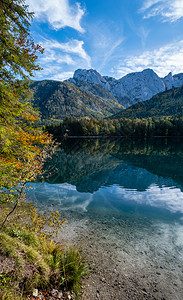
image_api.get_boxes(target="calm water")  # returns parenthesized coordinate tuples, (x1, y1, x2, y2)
(29, 138, 183, 223)
(28, 138, 183, 252)
(28, 138, 183, 298)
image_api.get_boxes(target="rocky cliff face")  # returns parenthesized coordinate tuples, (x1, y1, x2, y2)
(73, 69, 111, 90)
(68, 68, 183, 107)
(172, 73, 183, 88)
(107, 69, 166, 107)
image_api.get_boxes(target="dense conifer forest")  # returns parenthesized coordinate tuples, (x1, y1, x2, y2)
(46, 116, 183, 138)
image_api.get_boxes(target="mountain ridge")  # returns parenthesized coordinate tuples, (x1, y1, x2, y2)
(67, 68, 183, 107)
(110, 84, 183, 119)
(30, 68, 183, 122)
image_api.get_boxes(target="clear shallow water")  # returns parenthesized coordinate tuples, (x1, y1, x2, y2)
(27, 138, 183, 284)
(28, 139, 183, 300)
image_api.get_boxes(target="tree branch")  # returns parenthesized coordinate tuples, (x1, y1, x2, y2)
(0, 182, 26, 230)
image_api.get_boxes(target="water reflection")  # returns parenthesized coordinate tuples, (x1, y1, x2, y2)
(45, 137, 183, 190)
(28, 138, 183, 298)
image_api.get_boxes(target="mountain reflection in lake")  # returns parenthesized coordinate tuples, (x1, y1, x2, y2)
(29, 138, 183, 222)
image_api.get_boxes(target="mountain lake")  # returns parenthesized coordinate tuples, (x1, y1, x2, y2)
(27, 137, 183, 300)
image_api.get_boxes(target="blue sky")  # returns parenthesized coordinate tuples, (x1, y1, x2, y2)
(26, 0, 183, 81)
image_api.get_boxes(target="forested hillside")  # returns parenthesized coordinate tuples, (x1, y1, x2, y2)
(43, 83, 183, 138)
(110, 85, 183, 119)
(66, 79, 117, 101)
(30, 80, 123, 120)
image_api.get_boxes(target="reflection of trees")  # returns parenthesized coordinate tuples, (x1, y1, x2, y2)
(45, 138, 183, 192)
(59, 137, 183, 156)
(46, 146, 121, 185)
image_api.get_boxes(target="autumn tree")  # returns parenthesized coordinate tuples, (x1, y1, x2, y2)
(0, 0, 55, 227)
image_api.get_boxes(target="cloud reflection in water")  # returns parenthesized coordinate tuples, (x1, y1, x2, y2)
(28, 182, 183, 216)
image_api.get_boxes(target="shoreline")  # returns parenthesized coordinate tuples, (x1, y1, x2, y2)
(60, 212, 183, 300)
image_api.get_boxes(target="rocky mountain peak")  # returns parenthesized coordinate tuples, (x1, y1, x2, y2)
(162, 72, 173, 90)
(68, 68, 183, 107)
(73, 69, 111, 90)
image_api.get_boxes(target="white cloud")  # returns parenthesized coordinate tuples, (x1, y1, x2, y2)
(42, 39, 91, 67)
(140, 0, 183, 22)
(127, 16, 150, 49)
(33, 39, 91, 80)
(29, 181, 183, 215)
(41, 52, 75, 65)
(29, 182, 93, 212)
(51, 72, 74, 81)
(114, 40, 183, 78)
(136, 26, 150, 49)
(26, 0, 85, 32)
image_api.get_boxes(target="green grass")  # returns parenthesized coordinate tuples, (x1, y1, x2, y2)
(0, 203, 89, 299)
(59, 247, 89, 296)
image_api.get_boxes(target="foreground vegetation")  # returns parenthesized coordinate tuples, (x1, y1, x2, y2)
(0, 1, 88, 299)
(0, 202, 88, 299)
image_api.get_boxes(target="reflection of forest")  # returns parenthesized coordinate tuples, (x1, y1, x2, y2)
(45, 138, 183, 192)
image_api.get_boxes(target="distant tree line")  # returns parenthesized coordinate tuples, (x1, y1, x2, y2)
(46, 116, 183, 137)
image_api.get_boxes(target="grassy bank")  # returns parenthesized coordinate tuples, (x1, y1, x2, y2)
(0, 202, 89, 299)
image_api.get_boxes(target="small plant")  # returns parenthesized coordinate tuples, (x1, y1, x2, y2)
(0, 203, 89, 299)
(29, 207, 65, 238)
(9, 228, 22, 240)
(59, 247, 89, 296)
(0, 270, 11, 289)
(47, 241, 62, 270)
(0, 270, 15, 300)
